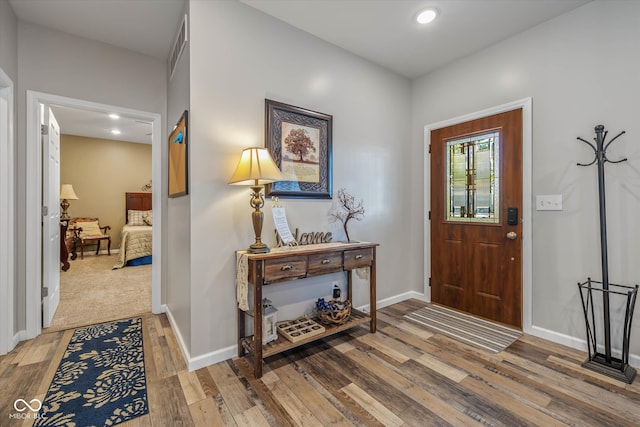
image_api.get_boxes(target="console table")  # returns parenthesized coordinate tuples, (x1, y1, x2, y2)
(236, 242, 378, 378)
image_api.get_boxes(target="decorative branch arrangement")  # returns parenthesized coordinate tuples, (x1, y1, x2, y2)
(328, 188, 365, 243)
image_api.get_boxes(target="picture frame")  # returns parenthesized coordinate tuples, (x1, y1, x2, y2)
(168, 110, 188, 197)
(265, 99, 332, 199)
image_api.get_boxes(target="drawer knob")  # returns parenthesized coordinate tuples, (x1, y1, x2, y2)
(354, 255, 363, 260)
(280, 264, 293, 271)
(321, 259, 331, 265)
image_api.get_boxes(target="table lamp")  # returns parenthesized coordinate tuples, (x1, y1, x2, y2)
(229, 147, 285, 253)
(60, 184, 79, 220)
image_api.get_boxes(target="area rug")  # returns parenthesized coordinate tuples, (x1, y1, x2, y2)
(35, 317, 148, 426)
(404, 304, 522, 353)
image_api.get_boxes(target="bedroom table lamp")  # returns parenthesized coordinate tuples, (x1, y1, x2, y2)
(229, 147, 285, 253)
(60, 184, 79, 220)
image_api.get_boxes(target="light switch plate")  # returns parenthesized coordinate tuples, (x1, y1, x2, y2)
(536, 194, 563, 211)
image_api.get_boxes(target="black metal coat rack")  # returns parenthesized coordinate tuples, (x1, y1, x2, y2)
(577, 125, 638, 383)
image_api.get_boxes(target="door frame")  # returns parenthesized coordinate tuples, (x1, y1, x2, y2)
(25, 90, 163, 339)
(0, 68, 15, 354)
(424, 98, 532, 333)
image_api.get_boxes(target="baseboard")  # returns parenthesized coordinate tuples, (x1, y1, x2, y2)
(188, 344, 237, 372)
(163, 304, 192, 369)
(528, 325, 640, 368)
(355, 290, 427, 313)
(81, 249, 120, 256)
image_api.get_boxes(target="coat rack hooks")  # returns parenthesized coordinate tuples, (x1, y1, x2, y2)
(577, 125, 627, 167)
(576, 124, 638, 384)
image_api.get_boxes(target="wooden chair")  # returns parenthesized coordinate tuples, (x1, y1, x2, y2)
(68, 217, 111, 259)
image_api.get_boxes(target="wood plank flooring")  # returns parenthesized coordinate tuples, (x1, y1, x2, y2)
(1, 299, 639, 426)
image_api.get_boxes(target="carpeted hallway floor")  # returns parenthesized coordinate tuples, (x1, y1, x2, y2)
(48, 254, 151, 332)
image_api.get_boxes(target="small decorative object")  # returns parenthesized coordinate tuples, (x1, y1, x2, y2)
(274, 228, 333, 247)
(328, 188, 365, 242)
(229, 147, 285, 253)
(277, 317, 325, 343)
(315, 297, 351, 325)
(264, 99, 332, 199)
(262, 298, 278, 345)
(141, 180, 152, 191)
(169, 110, 188, 197)
(59, 184, 79, 220)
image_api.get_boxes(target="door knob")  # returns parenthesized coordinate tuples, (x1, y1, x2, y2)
(506, 231, 517, 240)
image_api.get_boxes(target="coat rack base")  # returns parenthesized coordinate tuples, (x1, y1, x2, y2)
(582, 354, 637, 384)
(578, 278, 638, 384)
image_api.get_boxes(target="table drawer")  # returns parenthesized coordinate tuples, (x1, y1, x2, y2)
(264, 257, 307, 282)
(307, 252, 343, 276)
(344, 248, 373, 269)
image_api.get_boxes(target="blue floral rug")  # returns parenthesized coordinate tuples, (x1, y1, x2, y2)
(35, 317, 148, 426)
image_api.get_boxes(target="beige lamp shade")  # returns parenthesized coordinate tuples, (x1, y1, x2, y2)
(60, 184, 79, 200)
(228, 147, 285, 185)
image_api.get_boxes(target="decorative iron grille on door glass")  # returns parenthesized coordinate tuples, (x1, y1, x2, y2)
(446, 131, 500, 223)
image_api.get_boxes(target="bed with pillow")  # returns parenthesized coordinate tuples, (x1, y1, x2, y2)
(112, 192, 153, 269)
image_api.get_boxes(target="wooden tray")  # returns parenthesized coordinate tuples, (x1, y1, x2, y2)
(277, 318, 326, 343)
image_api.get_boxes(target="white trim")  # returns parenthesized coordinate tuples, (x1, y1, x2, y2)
(0, 68, 14, 355)
(423, 98, 533, 333)
(529, 325, 640, 369)
(356, 290, 428, 314)
(25, 91, 163, 340)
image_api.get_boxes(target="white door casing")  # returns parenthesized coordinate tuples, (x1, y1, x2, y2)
(25, 91, 163, 339)
(42, 106, 61, 328)
(0, 68, 14, 355)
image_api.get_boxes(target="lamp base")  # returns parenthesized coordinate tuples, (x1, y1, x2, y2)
(248, 242, 270, 254)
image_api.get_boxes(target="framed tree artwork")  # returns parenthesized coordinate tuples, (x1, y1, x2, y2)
(168, 110, 188, 197)
(265, 99, 332, 199)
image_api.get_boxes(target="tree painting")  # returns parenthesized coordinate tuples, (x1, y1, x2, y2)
(280, 122, 320, 183)
(284, 128, 316, 162)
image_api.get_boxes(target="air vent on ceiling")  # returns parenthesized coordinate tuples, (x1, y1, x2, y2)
(169, 14, 188, 80)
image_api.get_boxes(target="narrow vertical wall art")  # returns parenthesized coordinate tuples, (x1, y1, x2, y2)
(169, 110, 188, 197)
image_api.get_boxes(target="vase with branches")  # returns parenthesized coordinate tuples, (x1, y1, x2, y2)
(328, 188, 365, 242)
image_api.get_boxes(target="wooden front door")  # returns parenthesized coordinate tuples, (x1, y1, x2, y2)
(431, 109, 523, 328)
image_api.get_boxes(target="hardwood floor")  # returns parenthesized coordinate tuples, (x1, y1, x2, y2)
(1, 299, 639, 426)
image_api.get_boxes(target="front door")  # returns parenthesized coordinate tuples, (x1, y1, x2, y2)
(430, 109, 522, 328)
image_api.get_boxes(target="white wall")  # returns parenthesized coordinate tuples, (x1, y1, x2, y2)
(15, 22, 168, 331)
(186, 0, 413, 360)
(412, 0, 640, 358)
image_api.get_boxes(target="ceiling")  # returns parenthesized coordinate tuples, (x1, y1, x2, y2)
(10, 0, 591, 141)
(240, 0, 591, 79)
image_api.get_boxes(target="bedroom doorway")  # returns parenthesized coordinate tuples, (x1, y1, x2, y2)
(25, 91, 163, 339)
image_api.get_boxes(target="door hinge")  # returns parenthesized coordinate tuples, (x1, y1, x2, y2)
(43, 287, 49, 297)
(428, 211, 431, 220)
(42, 205, 48, 216)
(428, 277, 432, 287)
(428, 144, 431, 154)
(40, 124, 48, 135)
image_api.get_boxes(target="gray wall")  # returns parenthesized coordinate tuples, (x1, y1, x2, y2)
(166, 4, 192, 352)
(15, 21, 168, 331)
(412, 0, 640, 357)
(186, 0, 413, 358)
(0, 0, 18, 336)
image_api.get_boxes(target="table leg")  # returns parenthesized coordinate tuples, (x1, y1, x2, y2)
(252, 260, 264, 378)
(370, 247, 377, 333)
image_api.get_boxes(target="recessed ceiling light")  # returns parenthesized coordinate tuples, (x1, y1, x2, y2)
(109, 113, 120, 120)
(111, 129, 121, 135)
(416, 8, 437, 25)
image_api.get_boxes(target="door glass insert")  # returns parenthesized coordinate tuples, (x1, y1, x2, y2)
(445, 131, 499, 223)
